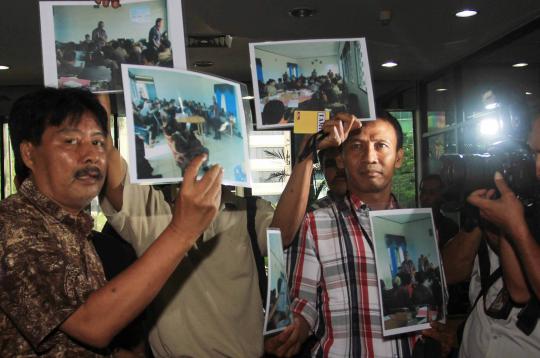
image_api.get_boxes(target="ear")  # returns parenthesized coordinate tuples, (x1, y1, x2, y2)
(394, 148, 404, 169)
(20, 141, 36, 172)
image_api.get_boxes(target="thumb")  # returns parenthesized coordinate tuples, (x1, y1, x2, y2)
(493, 171, 513, 195)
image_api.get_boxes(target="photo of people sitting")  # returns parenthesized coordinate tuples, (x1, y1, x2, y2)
(371, 211, 445, 334)
(252, 39, 373, 127)
(52, 1, 173, 91)
(126, 66, 249, 185)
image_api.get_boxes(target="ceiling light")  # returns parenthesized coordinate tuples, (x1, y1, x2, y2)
(288, 7, 317, 18)
(242, 96, 255, 100)
(455, 9, 477, 18)
(381, 61, 398, 68)
(435, 88, 448, 92)
(0, 65, 10, 70)
(193, 61, 214, 68)
(525, 91, 533, 95)
(512, 62, 528, 68)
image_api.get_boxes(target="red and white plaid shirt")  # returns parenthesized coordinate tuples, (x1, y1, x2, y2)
(288, 193, 416, 357)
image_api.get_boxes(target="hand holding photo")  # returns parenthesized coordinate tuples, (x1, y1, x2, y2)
(122, 64, 251, 186)
(249, 38, 376, 129)
(369, 208, 446, 336)
(264, 228, 293, 335)
(40, 0, 186, 93)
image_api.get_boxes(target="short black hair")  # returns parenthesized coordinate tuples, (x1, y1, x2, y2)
(155, 18, 163, 25)
(8, 87, 108, 182)
(261, 100, 285, 125)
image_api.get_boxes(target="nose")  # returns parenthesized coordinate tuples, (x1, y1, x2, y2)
(81, 141, 104, 165)
(363, 143, 378, 163)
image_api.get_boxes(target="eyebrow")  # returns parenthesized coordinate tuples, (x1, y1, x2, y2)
(56, 127, 105, 137)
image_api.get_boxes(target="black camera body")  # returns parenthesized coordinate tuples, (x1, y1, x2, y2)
(441, 139, 537, 205)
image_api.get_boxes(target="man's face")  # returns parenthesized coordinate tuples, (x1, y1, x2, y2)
(157, 20, 163, 29)
(321, 148, 347, 196)
(528, 117, 540, 180)
(98, 21, 104, 29)
(342, 119, 403, 195)
(21, 112, 107, 215)
(420, 179, 443, 208)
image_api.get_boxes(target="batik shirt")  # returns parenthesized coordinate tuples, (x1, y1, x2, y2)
(288, 193, 414, 357)
(0, 179, 108, 357)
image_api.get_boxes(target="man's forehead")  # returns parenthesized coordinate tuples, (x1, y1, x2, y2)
(346, 120, 397, 142)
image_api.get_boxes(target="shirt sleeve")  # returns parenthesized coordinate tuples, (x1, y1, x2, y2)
(254, 198, 275, 256)
(0, 226, 84, 352)
(287, 212, 320, 330)
(100, 162, 172, 255)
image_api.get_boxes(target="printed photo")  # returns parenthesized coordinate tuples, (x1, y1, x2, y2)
(122, 64, 251, 186)
(40, 0, 186, 93)
(369, 208, 446, 336)
(264, 228, 293, 335)
(249, 38, 376, 129)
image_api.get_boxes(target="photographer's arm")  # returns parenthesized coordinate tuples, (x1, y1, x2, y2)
(468, 172, 540, 301)
(442, 228, 482, 285)
(271, 113, 360, 247)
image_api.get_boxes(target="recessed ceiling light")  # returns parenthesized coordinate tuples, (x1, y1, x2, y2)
(0, 65, 10, 70)
(193, 60, 214, 68)
(381, 61, 398, 68)
(436, 88, 448, 92)
(525, 91, 533, 95)
(512, 62, 528, 68)
(288, 7, 317, 18)
(455, 9, 477, 18)
(242, 96, 255, 100)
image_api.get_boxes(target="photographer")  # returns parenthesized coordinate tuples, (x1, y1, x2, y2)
(443, 112, 540, 357)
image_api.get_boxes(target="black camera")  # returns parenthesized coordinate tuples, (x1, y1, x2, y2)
(440, 139, 537, 205)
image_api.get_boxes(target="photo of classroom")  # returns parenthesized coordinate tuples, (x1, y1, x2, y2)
(371, 210, 444, 335)
(265, 230, 292, 334)
(125, 66, 249, 186)
(251, 39, 374, 127)
(51, 0, 172, 92)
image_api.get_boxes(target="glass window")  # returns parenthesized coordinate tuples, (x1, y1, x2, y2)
(390, 111, 416, 208)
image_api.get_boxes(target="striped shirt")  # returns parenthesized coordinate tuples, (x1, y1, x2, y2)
(288, 193, 414, 357)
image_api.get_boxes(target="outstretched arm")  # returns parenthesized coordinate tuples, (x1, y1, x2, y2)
(468, 172, 540, 302)
(61, 155, 222, 348)
(271, 113, 361, 246)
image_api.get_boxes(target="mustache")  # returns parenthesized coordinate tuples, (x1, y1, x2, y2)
(74, 166, 103, 180)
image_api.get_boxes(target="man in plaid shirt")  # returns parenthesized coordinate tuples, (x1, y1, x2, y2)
(272, 113, 420, 357)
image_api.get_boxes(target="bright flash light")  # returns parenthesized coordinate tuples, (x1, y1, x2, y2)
(479, 117, 500, 137)
(484, 102, 499, 110)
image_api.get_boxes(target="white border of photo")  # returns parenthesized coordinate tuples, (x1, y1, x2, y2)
(40, 0, 186, 93)
(368, 207, 446, 336)
(248, 38, 376, 129)
(121, 63, 252, 187)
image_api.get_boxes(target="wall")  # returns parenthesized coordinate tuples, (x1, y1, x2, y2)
(255, 49, 296, 83)
(129, 67, 234, 108)
(372, 214, 438, 286)
(296, 56, 340, 78)
(53, 0, 167, 43)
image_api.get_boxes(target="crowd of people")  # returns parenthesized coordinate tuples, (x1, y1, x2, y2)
(259, 69, 362, 124)
(131, 95, 240, 178)
(1, 3, 540, 358)
(56, 18, 172, 91)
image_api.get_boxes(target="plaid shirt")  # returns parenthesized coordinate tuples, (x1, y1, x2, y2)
(288, 193, 415, 357)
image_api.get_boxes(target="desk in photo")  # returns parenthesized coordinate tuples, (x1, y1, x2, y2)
(176, 115, 206, 143)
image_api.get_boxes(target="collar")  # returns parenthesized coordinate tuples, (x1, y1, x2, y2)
(19, 178, 94, 238)
(348, 192, 399, 211)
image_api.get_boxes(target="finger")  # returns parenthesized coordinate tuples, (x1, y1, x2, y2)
(337, 119, 345, 141)
(486, 188, 497, 199)
(101, 0, 110, 7)
(207, 170, 223, 203)
(111, 0, 121, 8)
(182, 154, 208, 187)
(494, 171, 514, 196)
(197, 165, 223, 195)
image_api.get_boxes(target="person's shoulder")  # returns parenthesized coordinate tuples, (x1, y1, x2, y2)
(0, 194, 44, 246)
